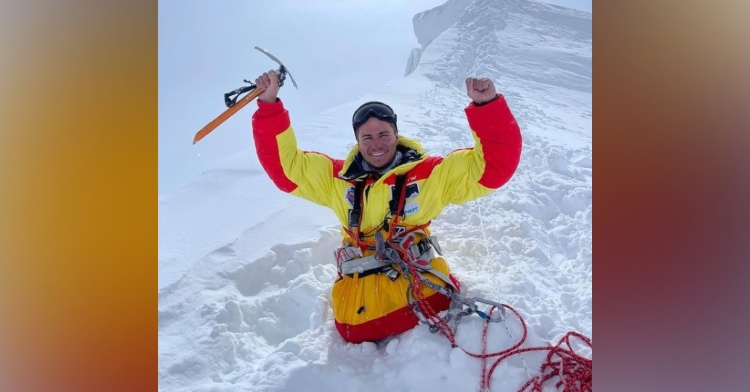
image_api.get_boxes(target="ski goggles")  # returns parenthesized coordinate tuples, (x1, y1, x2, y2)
(352, 101, 398, 133)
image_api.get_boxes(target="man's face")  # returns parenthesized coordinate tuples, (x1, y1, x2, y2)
(356, 117, 398, 170)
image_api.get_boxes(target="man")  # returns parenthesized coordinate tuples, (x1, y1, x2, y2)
(252, 70, 522, 343)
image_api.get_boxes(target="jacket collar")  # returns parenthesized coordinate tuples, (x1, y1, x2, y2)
(338, 135, 426, 181)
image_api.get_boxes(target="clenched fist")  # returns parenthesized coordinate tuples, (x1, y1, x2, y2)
(255, 69, 280, 103)
(465, 77, 497, 105)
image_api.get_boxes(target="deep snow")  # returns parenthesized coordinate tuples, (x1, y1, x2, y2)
(159, 0, 591, 390)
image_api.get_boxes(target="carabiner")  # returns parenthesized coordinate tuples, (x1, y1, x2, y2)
(471, 297, 506, 322)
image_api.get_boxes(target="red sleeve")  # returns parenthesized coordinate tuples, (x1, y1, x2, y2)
(251, 99, 297, 193)
(464, 94, 522, 189)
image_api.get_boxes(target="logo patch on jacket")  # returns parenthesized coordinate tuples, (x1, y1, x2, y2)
(345, 186, 356, 206)
(404, 183, 419, 201)
(392, 183, 419, 201)
(404, 202, 419, 216)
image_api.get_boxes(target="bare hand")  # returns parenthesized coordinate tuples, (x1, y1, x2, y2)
(465, 77, 497, 105)
(255, 69, 280, 103)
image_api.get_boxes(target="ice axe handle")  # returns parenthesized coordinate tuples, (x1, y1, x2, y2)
(192, 87, 264, 145)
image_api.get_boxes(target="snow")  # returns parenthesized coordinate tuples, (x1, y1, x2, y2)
(159, 0, 591, 391)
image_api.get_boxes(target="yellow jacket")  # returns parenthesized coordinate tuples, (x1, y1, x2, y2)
(252, 95, 521, 343)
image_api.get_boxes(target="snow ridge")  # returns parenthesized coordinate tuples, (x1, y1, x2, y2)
(405, 0, 474, 76)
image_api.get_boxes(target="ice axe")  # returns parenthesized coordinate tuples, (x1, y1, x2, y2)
(192, 46, 298, 144)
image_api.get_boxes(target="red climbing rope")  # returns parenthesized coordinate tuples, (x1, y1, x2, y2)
(410, 281, 592, 391)
(391, 242, 592, 391)
(394, 245, 457, 342)
(480, 305, 592, 392)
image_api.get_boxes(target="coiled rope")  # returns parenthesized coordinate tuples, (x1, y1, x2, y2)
(377, 236, 592, 391)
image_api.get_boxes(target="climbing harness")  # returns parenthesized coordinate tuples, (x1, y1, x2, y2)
(337, 171, 506, 335)
(335, 235, 438, 278)
(345, 173, 409, 245)
(335, 169, 592, 390)
(372, 231, 504, 336)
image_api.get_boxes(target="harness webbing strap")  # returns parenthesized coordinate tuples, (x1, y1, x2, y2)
(347, 180, 366, 241)
(387, 173, 409, 237)
(337, 238, 457, 292)
(389, 174, 408, 217)
(347, 172, 410, 246)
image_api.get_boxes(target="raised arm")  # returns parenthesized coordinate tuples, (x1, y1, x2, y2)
(251, 70, 341, 207)
(421, 77, 522, 212)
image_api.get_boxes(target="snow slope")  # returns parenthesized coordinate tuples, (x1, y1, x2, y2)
(159, 0, 591, 390)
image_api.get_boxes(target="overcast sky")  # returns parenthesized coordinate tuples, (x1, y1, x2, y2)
(158, 0, 592, 195)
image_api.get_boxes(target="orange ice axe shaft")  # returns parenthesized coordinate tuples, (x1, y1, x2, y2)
(193, 46, 297, 145)
(193, 87, 263, 144)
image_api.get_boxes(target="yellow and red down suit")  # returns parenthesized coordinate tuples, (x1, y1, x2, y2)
(251, 95, 522, 343)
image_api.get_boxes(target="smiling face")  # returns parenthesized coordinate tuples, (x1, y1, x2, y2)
(355, 117, 399, 170)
